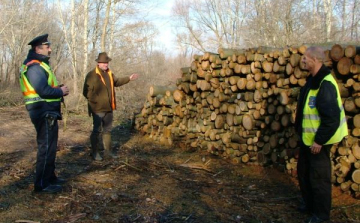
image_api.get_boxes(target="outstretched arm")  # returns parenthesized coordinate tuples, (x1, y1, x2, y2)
(129, 73, 139, 81)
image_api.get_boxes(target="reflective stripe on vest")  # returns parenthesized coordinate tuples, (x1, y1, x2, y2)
(19, 60, 61, 105)
(95, 66, 116, 110)
(302, 74, 348, 146)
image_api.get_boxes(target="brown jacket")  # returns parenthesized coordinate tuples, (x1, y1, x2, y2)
(83, 66, 130, 115)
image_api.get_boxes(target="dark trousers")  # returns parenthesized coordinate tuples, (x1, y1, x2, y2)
(31, 114, 58, 189)
(91, 111, 113, 136)
(297, 142, 332, 220)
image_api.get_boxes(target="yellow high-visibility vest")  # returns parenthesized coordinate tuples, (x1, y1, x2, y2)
(302, 74, 348, 146)
(19, 60, 61, 105)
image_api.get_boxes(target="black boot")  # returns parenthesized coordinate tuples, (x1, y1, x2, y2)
(90, 133, 103, 161)
(103, 133, 118, 159)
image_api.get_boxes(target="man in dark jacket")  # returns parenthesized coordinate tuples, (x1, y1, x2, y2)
(295, 46, 348, 223)
(20, 34, 70, 193)
(83, 52, 139, 161)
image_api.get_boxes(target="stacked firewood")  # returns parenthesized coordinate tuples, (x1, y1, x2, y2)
(135, 44, 360, 198)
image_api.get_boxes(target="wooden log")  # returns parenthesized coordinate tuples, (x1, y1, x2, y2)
(345, 45, 360, 58)
(237, 78, 247, 90)
(257, 151, 270, 166)
(250, 61, 260, 74)
(244, 92, 254, 102)
(294, 66, 309, 78)
(242, 114, 254, 130)
(351, 183, 360, 192)
(344, 97, 359, 113)
(353, 114, 360, 128)
(215, 115, 225, 129)
(178, 82, 190, 94)
(209, 78, 220, 89)
(254, 73, 263, 82)
(298, 78, 307, 87)
(352, 142, 360, 159)
(337, 57, 353, 75)
(271, 120, 281, 132)
(229, 76, 240, 86)
(338, 83, 350, 98)
(212, 97, 221, 108)
(290, 53, 301, 67)
(218, 48, 243, 59)
(335, 157, 351, 177)
(273, 60, 285, 73)
(337, 176, 345, 184)
(237, 54, 247, 64)
(355, 96, 360, 107)
(350, 64, 360, 74)
(246, 79, 256, 90)
(278, 56, 288, 65)
(241, 65, 251, 74)
(209, 54, 221, 63)
(234, 63, 242, 74)
(149, 85, 177, 97)
(262, 61, 273, 73)
(353, 169, 360, 184)
(288, 135, 298, 148)
(204, 72, 212, 81)
(269, 134, 278, 148)
(286, 63, 294, 75)
(289, 74, 298, 85)
(197, 68, 206, 78)
(281, 114, 290, 127)
(338, 146, 350, 156)
(226, 113, 234, 126)
(345, 78, 355, 88)
(330, 44, 344, 62)
(173, 89, 185, 102)
(233, 115, 243, 126)
(203, 52, 217, 61)
(355, 55, 360, 65)
(340, 181, 353, 192)
(355, 160, 360, 169)
(241, 154, 250, 163)
(191, 60, 199, 71)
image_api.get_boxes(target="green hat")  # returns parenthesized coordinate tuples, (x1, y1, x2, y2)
(95, 52, 112, 63)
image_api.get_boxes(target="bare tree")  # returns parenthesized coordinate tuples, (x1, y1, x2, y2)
(57, 0, 79, 95)
(323, 0, 333, 42)
(0, 0, 53, 85)
(350, 0, 359, 40)
(83, 0, 89, 78)
(101, 0, 112, 52)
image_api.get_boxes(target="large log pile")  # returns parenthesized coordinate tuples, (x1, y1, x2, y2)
(135, 44, 360, 198)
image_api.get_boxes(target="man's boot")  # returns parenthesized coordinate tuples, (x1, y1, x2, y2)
(103, 133, 118, 159)
(90, 134, 103, 161)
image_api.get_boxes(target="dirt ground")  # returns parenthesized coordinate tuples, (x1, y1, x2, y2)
(0, 106, 359, 223)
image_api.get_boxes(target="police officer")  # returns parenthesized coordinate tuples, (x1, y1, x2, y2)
(295, 46, 348, 223)
(20, 34, 70, 193)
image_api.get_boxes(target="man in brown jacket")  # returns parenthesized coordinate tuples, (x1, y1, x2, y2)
(83, 52, 139, 161)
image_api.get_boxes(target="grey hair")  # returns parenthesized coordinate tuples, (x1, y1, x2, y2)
(306, 46, 325, 62)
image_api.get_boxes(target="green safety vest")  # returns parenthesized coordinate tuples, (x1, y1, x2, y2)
(302, 74, 348, 146)
(19, 60, 61, 105)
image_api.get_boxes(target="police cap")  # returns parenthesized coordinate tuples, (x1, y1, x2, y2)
(28, 34, 50, 47)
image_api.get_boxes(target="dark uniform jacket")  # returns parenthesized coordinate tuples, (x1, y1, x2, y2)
(295, 65, 340, 145)
(83, 67, 130, 114)
(23, 50, 63, 119)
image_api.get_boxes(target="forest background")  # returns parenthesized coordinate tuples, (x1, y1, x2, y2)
(0, 0, 359, 123)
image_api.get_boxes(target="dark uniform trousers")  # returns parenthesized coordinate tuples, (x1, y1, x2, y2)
(31, 114, 58, 190)
(297, 142, 332, 220)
